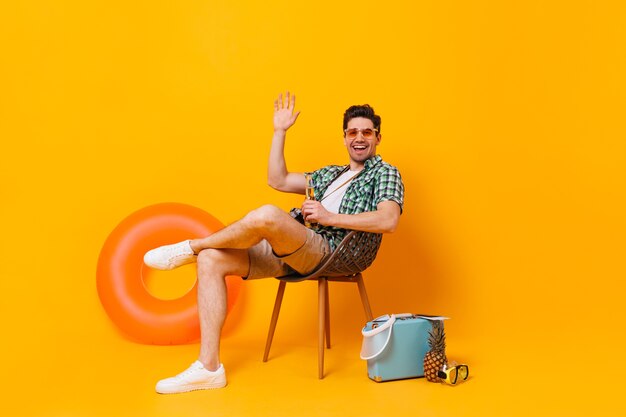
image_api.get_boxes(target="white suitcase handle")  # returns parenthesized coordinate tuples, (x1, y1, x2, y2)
(360, 313, 412, 360)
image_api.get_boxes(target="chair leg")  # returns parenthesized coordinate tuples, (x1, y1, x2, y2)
(356, 274, 374, 321)
(318, 278, 328, 379)
(263, 281, 286, 362)
(325, 281, 331, 349)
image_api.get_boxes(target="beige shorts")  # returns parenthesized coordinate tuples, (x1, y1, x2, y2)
(246, 228, 331, 280)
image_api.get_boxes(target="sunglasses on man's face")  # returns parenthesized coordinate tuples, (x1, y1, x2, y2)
(344, 128, 378, 140)
(437, 363, 469, 385)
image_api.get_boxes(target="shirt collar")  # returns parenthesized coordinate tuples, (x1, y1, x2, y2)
(336, 155, 381, 176)
(364, 154, 382, 170)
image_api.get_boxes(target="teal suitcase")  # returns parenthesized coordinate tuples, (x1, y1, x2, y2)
(360, 314, 447, 382)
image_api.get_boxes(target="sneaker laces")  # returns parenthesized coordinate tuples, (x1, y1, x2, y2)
(171, 362, 204, 381)
(168, 242, 194, 262)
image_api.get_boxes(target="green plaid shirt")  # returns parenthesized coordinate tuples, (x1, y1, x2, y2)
(298, 155, 404, 252)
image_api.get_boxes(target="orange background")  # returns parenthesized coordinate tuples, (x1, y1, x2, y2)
(1, 1, 625, 416)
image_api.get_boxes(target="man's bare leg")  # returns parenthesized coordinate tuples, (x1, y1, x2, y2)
(154, 204, 312, 392)
(193, 205, 310, 369)
(189, 205, 309, 256)
(195, 248, 249, 371)
(154, 247, 246, 393)
(145, 205, 309, 271)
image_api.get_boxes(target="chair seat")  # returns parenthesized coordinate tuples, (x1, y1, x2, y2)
(278, 231, 382, 282)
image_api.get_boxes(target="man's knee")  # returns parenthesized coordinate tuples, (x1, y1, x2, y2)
(244, 204, 286, 231)
(197, 248, 221, 268)
(197, 248, 249, 277)
(197, 249, 230, 275)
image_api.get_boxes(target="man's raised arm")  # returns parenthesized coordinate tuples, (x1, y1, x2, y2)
(267, 92, 307, 194)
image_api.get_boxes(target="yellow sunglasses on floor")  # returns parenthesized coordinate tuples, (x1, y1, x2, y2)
(437, 363, 469, 385)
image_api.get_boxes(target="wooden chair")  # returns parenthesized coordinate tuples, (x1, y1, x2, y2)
(262, 230, 382, 378)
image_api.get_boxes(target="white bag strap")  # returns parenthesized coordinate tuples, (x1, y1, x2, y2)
(360, 314, 396, 360)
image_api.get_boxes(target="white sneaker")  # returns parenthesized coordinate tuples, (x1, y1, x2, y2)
(155, 361, 227, 394)
(144, 240, 196, 270)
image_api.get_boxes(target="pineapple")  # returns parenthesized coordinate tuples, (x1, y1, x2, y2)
(423, 320, 447, 382)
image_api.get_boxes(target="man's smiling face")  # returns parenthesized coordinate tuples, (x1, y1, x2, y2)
(343, 117, 381, 169)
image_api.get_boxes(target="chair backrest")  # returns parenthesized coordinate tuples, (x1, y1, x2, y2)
(282, 231, 383, 282)
(322, 231, 382, 276)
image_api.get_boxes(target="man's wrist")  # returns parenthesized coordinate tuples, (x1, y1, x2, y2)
(325, 212, 341, 228)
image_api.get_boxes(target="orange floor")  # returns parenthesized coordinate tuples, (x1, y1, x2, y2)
(2, 290, 620, 417)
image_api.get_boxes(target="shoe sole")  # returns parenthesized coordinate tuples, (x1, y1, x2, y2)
(156, 381, 227, 394)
